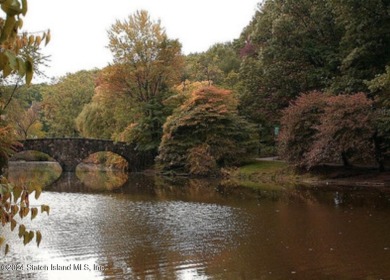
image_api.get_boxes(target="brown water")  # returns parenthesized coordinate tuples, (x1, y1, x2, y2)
(2, 162, 390, 279)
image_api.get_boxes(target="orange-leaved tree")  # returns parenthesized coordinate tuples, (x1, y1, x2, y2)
(103, 10, 184, 153)
(157, 86, 258, 176)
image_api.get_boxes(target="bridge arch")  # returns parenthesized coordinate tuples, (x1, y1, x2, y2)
(15, 138, 153, 172)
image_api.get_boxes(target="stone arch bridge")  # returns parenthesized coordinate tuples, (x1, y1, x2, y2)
(15, 138, 153, 172)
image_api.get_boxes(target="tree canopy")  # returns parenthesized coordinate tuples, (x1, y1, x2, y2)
(98, 10, 185, 152)
(237, 0, 390, 149)
(157, 86, 258, 175)
(42, 70, 97, 137)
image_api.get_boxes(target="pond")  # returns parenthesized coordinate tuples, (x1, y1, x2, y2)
(2, 162, 390, 279)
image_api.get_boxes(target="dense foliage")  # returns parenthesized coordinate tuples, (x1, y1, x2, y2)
(237, 0, 390, 150)
(278, 92, 328, 168)
(104, 10, 184, 153)
(3, 1, 389, 174)
(42, 70, 97, 137)
(279, 92, 375, 169)
(157, 86, 258, 175)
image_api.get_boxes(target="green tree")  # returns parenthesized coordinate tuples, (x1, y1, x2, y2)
(105, 10, 184, 153)
(236, 0, 340, 151)
(239, 0, 342, 130)
(367, 65, 390, 170)
(184, 42, 241, 89)
(42, 70, 97, 137)
(157, 86, 258, 175)
(330, 0, 390, 93)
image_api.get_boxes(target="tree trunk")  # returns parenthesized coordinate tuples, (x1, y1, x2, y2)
(341, 152, 350, 167)
(373, 130, 385, 172)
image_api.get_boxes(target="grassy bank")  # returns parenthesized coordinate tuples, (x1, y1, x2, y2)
(229, 159, 390, 190)
(226, 160, 300, 190)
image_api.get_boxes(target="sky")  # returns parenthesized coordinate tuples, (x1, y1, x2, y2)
(22, 0, 260, 81)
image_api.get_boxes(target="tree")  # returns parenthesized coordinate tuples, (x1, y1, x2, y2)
(184, 43, 241, 89)
(279, 92, 375, 169)
(367, 65, 390, 169)
(157, 86, 258, 175)
(330, 0, 390, 93)
(105, 10, 184, 153)
(42, 70, 97, 137)
(307, 93, 374, 168)
(76, 74, 134, 139)
(278, 91, 328, 168)
(0, 83, 45, 141)
(238, 0, 342, 146)
(14, 102, 44, 139)
(185, 52, 223, 86)
(5, 100, 44, 139)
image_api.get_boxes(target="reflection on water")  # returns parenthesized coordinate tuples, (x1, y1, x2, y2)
(76, 170, 128, 191)
(2, 163, 390, 279)
(7, 161, 128, 192)
(7, 161, 62, 187)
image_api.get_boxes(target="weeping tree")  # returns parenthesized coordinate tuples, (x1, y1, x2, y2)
(157, 86, 258, 176)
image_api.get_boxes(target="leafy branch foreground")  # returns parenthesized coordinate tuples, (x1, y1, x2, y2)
(0, 176, 49, 255)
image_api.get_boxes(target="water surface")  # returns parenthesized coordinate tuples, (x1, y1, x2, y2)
(2, 163, 390, 279)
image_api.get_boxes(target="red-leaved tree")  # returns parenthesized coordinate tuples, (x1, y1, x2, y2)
(278, 91, 327, 168)
(306, 93, 374, 168)
(279, 92, 375, 169)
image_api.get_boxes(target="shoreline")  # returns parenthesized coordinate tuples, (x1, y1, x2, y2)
(229, 159, 390, 191)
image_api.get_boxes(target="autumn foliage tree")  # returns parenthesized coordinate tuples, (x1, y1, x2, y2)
(306, 93, 374, 168)
(76, 76, 134, 139)
(104, 10, 184, 153)
(279, 92, 376, 169)
(278, 91, 327, 168)
(13, 101, 44, 139)
(157, 86, 258, 176)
